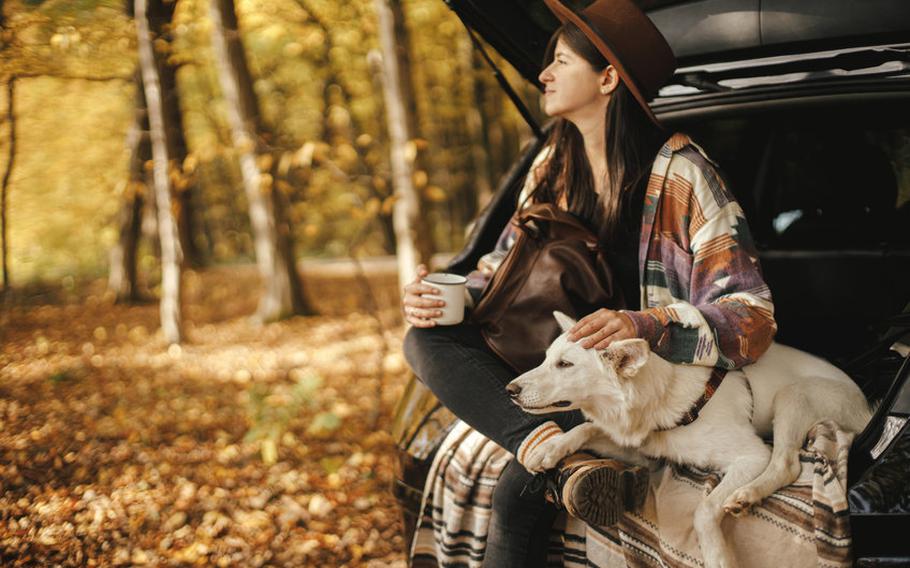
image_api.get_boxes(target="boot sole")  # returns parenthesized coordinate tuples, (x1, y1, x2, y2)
(564, 463, 649, 527)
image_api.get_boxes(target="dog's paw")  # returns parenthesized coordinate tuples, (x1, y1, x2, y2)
(522, 438, 571, 473)
(722, 487, 760, 517)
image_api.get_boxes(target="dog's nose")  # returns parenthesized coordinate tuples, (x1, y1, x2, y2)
(505, 383, 521, 397)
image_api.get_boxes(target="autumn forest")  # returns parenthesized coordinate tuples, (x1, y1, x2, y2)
(0, 0, 547, 564)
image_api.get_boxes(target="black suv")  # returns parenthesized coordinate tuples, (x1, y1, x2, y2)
(392, 0, 910, 563)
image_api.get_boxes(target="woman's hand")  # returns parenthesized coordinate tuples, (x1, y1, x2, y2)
(566, 308, 637, 349)
(401, 264, 446, 328)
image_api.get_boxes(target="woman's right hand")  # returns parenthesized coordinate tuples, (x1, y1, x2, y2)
(402, 264, 446, 328)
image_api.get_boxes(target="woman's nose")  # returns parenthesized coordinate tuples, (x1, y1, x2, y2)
(538, 65, 553, 85)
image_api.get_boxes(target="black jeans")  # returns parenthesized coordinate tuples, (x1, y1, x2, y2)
(403, 321, 584, 567)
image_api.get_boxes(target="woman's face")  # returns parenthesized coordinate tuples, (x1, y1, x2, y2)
(538, 36, 613, 123)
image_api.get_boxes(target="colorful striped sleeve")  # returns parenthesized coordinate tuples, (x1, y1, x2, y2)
(624, 146, 777, 369)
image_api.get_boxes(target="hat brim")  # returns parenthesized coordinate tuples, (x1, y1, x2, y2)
(544, 0, 663, 127)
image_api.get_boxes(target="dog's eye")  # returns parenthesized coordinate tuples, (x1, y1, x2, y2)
(556, 360, 573, 368)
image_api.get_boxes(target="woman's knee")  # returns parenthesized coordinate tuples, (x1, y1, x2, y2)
(402, 325, 452, 389)
(491, 460, 548, 520)
(402, 325, 434, 371)
(403, 324, 469, 374)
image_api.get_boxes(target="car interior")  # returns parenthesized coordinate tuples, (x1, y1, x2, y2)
(674, 100, 910, 365)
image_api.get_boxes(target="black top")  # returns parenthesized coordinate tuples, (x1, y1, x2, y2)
(604, 180, 647, 312)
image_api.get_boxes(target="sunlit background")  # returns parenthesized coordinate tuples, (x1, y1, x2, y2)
(0, 0, 548, 565)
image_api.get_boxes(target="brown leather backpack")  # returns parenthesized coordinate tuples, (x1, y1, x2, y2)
(468, 201, 625, 374)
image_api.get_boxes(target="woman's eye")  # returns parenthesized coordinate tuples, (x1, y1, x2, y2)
(557, 360, 573, 368)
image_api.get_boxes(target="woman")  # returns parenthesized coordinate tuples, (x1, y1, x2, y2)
(401, 0, 777, 565)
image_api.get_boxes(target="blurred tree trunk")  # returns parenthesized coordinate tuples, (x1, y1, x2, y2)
(365, 55, 398, 255)
(135, 0, 182, 343)
(373, 0, 434, 289)
(1, 77, 14, 293)
(121, 0, 204, 269)
(460, 37, 494, 214)
(115, 0, 203, 303)
(109, 70, 150, 303)
(147, 0, 205, 268)
(209, 0, 311, 321)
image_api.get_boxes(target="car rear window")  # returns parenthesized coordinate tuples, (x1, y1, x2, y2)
(678, 101, 910, 360)
(682, 104, 910, 251)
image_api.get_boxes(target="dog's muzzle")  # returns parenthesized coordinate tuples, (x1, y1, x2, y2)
(506, 383, 572, 410)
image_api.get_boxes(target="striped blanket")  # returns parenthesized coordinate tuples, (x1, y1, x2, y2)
(410, 420, 855, 567)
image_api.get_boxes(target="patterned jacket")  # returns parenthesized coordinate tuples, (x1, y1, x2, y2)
(465, 132, 777, 370)
(625, 134, 777, 369)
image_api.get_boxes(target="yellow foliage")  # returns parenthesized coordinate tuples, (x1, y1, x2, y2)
(277, 152, 293, 177)
(365, 197, 381, 218)
(256, 154, 274, 172)
(404, 141, 418, 164)
(153, 38, 170, 55)
(129, 181, 148, 198)
(295, 142, 316, 168)
(6, 0, 534, 283)
(328, 106, 351, 130)
(283, 42, 304, 57)
(172, 176, 189, 192)
(237, 138, 257, 155)
(262, 23, 287, 41)
(381, 195, 399, 215)
(302, 29, 326, 51)
(183, 154, 198, 174)
(241, 11, 268, 29)
(313, 142, 331, 163)
(423, 185, 447, 202)
(336, 143, 359, 167)
(259, 173, 274, 193)
(8, 76, 131, 283)
(276, 180, 294, 196)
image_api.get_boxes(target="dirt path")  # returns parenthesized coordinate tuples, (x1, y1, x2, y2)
(0, 266, 410, 566)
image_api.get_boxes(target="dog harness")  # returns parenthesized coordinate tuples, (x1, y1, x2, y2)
(658, 367, 728, 431)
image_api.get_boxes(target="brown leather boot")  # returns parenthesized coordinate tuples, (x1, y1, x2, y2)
(549, 453, 649, 527)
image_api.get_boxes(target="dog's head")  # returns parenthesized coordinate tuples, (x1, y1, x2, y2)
(505, 311, 651, 414)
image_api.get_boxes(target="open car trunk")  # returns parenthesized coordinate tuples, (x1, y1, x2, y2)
(392, 0, 910, 562)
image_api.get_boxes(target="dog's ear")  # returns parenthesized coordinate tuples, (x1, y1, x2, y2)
(602, 339, 650, 378)
(553, 311, 577, 333)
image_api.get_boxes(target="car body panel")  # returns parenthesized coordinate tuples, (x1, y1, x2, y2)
(443, 0, 910, 86)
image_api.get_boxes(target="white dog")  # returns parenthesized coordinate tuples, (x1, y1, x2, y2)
(506, 311, 871, 568)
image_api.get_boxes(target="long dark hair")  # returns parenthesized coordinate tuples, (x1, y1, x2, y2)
(529, 22, 666, 245)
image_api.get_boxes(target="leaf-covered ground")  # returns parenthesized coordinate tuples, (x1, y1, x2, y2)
(0, 266, 412, 566)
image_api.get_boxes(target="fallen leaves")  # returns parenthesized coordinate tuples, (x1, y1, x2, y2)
(0, 266, 410, 566)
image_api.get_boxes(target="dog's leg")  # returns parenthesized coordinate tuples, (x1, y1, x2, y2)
(723, 381, 851, 515)
(694, 439, 770, 568)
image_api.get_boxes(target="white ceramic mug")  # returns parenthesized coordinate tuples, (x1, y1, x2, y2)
(421, 272, 467, 325)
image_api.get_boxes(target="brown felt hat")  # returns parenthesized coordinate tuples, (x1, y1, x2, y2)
(544, 0, 676, 126)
